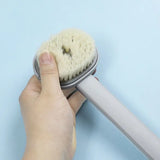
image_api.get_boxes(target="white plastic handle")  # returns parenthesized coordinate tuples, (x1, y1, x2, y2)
(77, 75, 160, 160)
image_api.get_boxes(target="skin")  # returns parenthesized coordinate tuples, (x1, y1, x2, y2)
(19, 52, 86, 160)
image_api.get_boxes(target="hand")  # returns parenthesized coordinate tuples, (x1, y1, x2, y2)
(19, 52, 86, 160)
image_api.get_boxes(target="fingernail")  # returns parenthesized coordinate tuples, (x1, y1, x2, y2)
(39, 52, 53, 64)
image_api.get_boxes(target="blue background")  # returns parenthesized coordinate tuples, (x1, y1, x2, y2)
(0, 0, 160, 160)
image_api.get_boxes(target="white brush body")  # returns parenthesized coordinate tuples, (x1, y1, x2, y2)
(35, 29, 160, 160)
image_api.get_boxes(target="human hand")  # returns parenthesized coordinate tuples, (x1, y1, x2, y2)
(19, 52, 86, 160)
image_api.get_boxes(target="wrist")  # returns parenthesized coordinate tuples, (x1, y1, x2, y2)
(23, 135, 66, 160)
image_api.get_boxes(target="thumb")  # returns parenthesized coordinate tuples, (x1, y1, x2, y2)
(39, 52, 61, 96)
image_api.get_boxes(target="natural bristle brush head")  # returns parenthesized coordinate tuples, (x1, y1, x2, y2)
(33, 29, 98, 88)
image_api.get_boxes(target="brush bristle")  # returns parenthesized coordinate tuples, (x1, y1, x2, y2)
(36, 29, 96, 82)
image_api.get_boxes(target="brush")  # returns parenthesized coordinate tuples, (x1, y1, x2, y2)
(33, 29, 160, 160)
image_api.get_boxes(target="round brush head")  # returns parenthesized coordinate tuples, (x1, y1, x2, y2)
(34, 29, 98, 88)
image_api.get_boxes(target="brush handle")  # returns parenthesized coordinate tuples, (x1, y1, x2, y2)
(77, 75, 160, 160)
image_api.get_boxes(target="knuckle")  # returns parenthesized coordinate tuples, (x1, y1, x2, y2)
(19, 90, 27, 103)
(41, 88, 63, 97)
(19, 91, 24, 103)
(41, 65, 57, 76)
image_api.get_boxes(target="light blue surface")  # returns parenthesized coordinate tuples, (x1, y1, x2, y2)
(0, 0, 160, 160)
